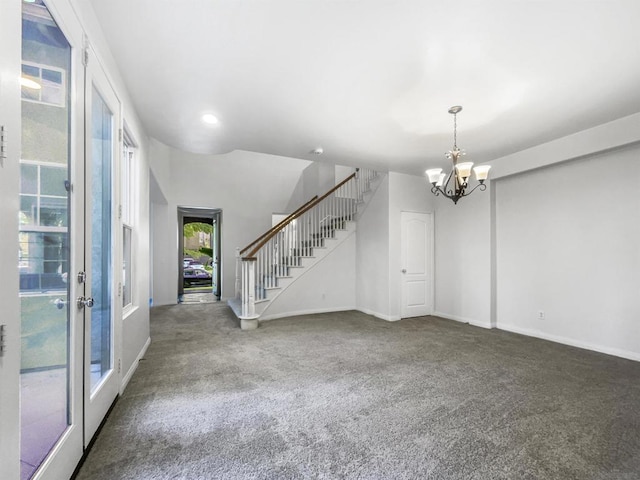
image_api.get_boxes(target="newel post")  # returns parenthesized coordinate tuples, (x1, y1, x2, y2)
(240, 257, 259, 330)
(235, 247, 241, 299)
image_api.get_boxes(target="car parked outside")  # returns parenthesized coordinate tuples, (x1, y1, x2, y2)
(183, 268, 212, 287)
(187, 262, 206, 270)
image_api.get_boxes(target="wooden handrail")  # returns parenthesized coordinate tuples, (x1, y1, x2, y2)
(239, 195, 318, 256)
(245, 172, 357, 259)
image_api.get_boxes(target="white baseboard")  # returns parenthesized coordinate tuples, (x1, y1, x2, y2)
(432, 311, 493, 329)
(357, 307, 401, 322)
(120, 336, 151, 393)
(498, 323, 640, 362)
(469, 319, 493, 329)
(260, 306, 356, 322)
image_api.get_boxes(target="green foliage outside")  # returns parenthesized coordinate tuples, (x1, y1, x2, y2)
(184, 222, 214, 271)
(183, 222, 212, 237)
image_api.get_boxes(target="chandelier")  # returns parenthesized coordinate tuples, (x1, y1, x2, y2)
(425, 106, 491, 204)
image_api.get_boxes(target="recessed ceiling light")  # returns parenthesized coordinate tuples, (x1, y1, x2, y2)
(202, 114, 219, 125)
(311, 147, 323, 155)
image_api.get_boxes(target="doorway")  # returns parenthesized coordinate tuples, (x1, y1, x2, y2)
(177, 207, 222, 303)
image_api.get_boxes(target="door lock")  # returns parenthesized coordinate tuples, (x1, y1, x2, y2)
(77, 296, 94, 309)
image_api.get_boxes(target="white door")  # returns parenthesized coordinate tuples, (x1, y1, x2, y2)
(401, 211, 433, 318)
(83, 47, 122, 444)
(18, 1, 86, 479)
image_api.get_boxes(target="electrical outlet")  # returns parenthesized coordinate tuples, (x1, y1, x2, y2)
(537, 310, 545, 320)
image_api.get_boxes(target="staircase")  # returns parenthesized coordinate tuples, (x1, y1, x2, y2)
(229, 167, 380, 329)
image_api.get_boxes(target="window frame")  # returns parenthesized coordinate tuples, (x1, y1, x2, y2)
(121, 129, 137, 312)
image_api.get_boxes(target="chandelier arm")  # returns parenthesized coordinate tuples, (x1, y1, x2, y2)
(432, 185, 458, 203)
(443, 169, 455, 194)
(460, 182, 487, 197)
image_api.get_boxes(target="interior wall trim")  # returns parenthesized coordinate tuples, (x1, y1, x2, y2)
(120, 336, 151, 394)
(498, 323, 640, 363)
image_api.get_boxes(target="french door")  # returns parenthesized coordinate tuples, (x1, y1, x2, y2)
(17, 1, 84, 479)
(82, 49, 121, 443)
(7, 1, 121, 479)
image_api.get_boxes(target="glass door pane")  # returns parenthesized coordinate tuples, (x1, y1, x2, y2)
(20, 1, 71, 478)
(83, 45, 120, 446)
(89, 86, 113, 392)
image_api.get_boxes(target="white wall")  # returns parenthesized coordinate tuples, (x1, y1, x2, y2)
(496, 145, 640, 360)
(261, 232, 357, 320)
(430, 112, 640, 360)
(335, 165, 355, 184)
(149, 140, 176, 306)
(284, 163, 357, 213)
(150, 147, 310, 303)
(433, 188, 492, 327)
(149, 138, 173, 196)
(356, 175, 391, 319)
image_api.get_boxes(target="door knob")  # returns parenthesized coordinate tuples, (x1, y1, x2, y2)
(77, 296, 95, 309)
(401, 269, 407, 273)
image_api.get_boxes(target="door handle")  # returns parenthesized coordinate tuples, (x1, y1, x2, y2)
(401, 269, 407, 274)
(77, 296, 95, 309)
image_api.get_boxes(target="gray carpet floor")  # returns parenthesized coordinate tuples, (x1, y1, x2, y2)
(75, 304, 640, 479)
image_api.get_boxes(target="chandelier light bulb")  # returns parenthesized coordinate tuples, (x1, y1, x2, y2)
(455, 162, 474, 179)
(473, 165, 491, 182)
(426, 168, 443, 184)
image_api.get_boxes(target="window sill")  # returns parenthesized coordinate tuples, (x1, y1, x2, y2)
(123, 304, 139, 321)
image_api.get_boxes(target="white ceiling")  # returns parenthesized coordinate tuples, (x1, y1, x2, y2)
(89, 0, 640, 175)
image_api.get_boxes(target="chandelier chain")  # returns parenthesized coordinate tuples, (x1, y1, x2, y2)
(453, 113, 457, 149)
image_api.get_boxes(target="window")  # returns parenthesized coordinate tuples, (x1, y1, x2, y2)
(20, 162, 68, 228)
(122, 132, 136, 309)
(18, 161, 69, 291)
(21, 62, 66, 107)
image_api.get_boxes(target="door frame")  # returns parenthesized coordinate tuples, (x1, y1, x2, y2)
(400, 210, 435, 319)
(177, 207, 222, 301)
(0, 0, 23, 477)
